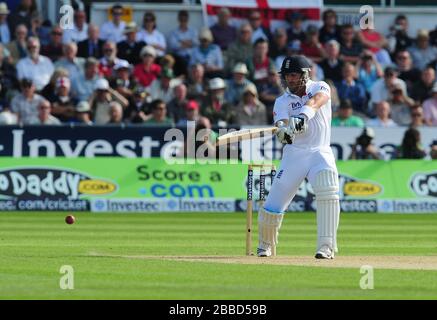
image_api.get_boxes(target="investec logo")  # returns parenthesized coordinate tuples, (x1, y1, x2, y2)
(410, 172, 437, 197)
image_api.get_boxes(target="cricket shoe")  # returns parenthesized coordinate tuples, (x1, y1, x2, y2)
(315, 245, 334, 259)
(257, 247, 272, 257)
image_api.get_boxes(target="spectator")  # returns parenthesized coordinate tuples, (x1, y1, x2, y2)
(235, 83, 267, 125)
(0, 2, 11, 45)
(269, 28, 288, 60)
(77, 24, 105, 59)
(29, 11, 48, 45)
(408, 29, 437, 71)
(55, 42, 85, 84)
(133, 45, 161, 88)
(210, 7, 236, 51)
(168, 10, 198, 76)
(310, 58, 325, 82)
(41, 25, 64, 62)
(397, 127, 426, 159)
(339, 24, 363, 64)
(388, 84, 416, 126)
(136, 11, 166, 57)
(190, 27, 223, 79)
(159, 54, 176, 73)
(16, 37, 54, 91)
(301, 25, 326, 63)
(185, 63, 207, 102)
(40, 67, 69, 101)
(387, 15, 413, 54)
(107, 101, 124, 124)
(411, 66, 436, 103)
(274, 40, 301, 72)
(356, 50, 383, 93)
(410, 105, 426, 128)
(248, 10, 271, 43)
(202, 77, 236, 126)
(258, 65, 283, 124)
(369, 66, 407, 109)
(125, 87, 149, 123)
(8, 0, 36, 36)
(176, 99, 209, 127)
(349, 127, 383, 159)
(116, 22, 146, 66)
(319, 39, 344, 83)
(0, 44, 18, 105)
(225, 23, 253, 75)
(71, 57, 101, 102)
(286, 12, 306, 43)
(145, 99, 174, 125)
(0, 105, 17, 124)
(89, 78, 128, 124)
(10, 78, 44, 124)
(167, 83, 188, 124)
(430, 26, 437, 47)
(246, 38, 274, 89)
(6, 24, 28, 64)
(336, 62, 368, 115)
(423, 83, 437, 125)
(75, 100, 93, 125)
(332, 99, 365, 127)
(431, 141, 437, 160)
(357, 20, 392, 67)
(62, 9, 88, 44)
(225, 62, 254, 106)
(100, 4, 126, 43)
(395, 50, 421, 95)
(367, 101, 398, 127)
(319, 9, 341, 44)
(28, 99, 61, 125)
(49, 76, 78, 123)
(99, 41, 127, 78)
(147, 68, 179, 104)
(110, 60, 135, 100)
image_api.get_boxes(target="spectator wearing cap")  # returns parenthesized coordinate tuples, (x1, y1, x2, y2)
(210, 7, 236, 51)
(117, 22, 146, 65)
(176, 99, 210, 127)
(185, 63, 208, 103)
(55, 42, 85, 83)
(408, 29, 437, 71)
(336, 62, 368, 116)
(168, 10, 198, 73)
(6, 24, 28, 65)
(0, 2, 11, 44)
(10, 78, 45, 124)
(332, 99, 365, 127)
(145, 99, 174, 125)
(71, 57, 102, 102)
(410, 66, 436, 103)
(248, 10, 271, 44)
(423, 82, 437, 126)
(7, 0, 36, 37)
(62, 10, 88, 44)
(339, 24, 363, 64)
(89, 78, 129, 124)
(356, 50, 383, 93)
(287, 12, 306, 43)
(319, 39, 344, 83)
(258, 65, 283, 124)
(41, 25, 64, 62)
(190, 27, 223, 79)
(357, 19, 392, 67)
(269, 28, 288, 60)
(202, 77, 236, 126)
(369, 66, 407, 110)
(110, 60, 136, 100)
(16, 37, 54, 91)
(125, 87, 150, 123)
(107, 101, 124, 124)
(28, 99, 61, 125)
(349, 127, 384, 160)
(75, 101, 93, 125)
(147, 68, 179, 104)
(225, 62, 255, 106)
(246, 38, 275, 90)
(133, 45, 161, 88)
(388, 83, 416, 126)
(301, 25, 326, 63)
(367, 101, 398, 127)
(77, 24, 105, 59)
(225, 23, 253, 75)
(167, 83, 188, 124)
(319, 9, 341, 44)
(99, 41, 128, 78)
(136, 12, 166, 57)
(49, 76, 78, 123)
(395, 50, 421, 95)
(100, 4, 126, 44)
(235, 83, 267, 125)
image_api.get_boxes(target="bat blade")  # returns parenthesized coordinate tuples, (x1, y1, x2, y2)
(216, 127, 277, 146)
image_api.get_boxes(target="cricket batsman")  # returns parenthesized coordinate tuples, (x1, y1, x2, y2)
(257, 55, 340, 259)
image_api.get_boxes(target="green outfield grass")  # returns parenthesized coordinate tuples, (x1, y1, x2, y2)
(1, 212, 437, 299)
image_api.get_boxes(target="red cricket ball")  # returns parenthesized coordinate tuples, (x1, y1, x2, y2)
(65, 215, 76, 225)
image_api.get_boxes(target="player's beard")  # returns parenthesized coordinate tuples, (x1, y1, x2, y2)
(286, 77, 306, 95)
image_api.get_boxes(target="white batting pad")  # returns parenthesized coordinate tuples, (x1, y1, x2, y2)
(258, 207, 284, 250)
(313, 170, 340, 253)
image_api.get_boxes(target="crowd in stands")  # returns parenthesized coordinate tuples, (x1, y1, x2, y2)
(0, 2, 435, 157)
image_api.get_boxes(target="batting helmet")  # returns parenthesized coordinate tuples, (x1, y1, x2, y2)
(279, 55, 312, 75)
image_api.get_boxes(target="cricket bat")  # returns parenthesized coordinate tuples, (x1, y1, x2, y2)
(216, 127, 278, 146)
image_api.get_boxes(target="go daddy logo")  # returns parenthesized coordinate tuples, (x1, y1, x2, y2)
(410, 171, 437, 197)
(0, 167, 117, 199)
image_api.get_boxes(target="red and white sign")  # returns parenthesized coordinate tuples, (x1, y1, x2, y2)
(201, 0, 323, 32)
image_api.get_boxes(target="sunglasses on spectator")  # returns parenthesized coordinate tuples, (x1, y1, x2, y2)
(412, 113, 422, 117)
(52, 32, 62, 36)
(28, 45, 38, 49)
